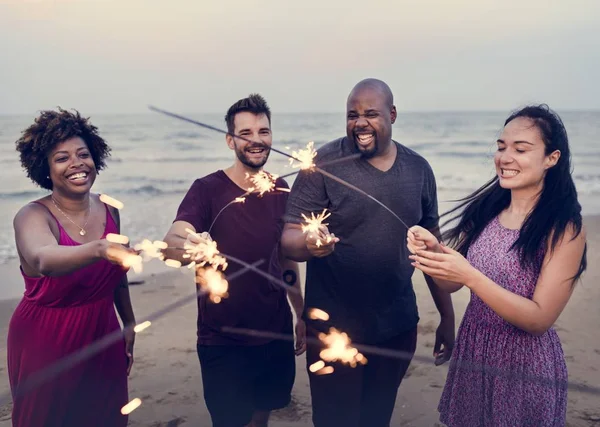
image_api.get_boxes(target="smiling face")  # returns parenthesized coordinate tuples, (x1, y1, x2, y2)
(495, 117, 560, 193)
(346, 86, 396, 159)
(226, 112, 272, 170)
(48, 136, 97, 195)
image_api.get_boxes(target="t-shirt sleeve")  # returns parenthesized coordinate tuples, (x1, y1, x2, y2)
(418, 161, 440, 233)
(283, 168, 329, 225)
(173, 179, 210, 232)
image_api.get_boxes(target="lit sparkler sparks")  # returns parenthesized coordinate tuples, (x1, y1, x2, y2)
(99, 194, 124, 210)
(208, 171, 284, 232)
(0, 262, 264, 408)
(319, 328, 367, 368)
(301, 209, 335, 247)
(148, 106, 412, 230)
(308, 308, 367, 370)
(118, 252, 143, 274)
(308, 308, 330, 321)
(106, 233, 129, 245)
(133, 321, 151, 333)
(246, 170, 278, 196)
(183, 229, 228, 271)
(134, 239, 168, 261)
(121, 398, 142, 415)
(197, 268, 229, 304)
(164, 259, 182, 268)
(288, 141, 317, 170)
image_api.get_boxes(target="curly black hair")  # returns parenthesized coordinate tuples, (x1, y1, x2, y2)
(15, 108, 111, 190)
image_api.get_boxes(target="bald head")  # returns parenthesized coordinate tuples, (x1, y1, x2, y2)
(348, 78, 394, 108)
(345, 78, 397, 159)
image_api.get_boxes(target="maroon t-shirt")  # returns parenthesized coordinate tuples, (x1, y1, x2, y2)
(174, 170, 293, 346)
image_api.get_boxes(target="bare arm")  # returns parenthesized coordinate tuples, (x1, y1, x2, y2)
(114, 275, 136, 326)
(281, 223, 338, 262)
(281, 223, 312, 262)
(15, 203, 108, 276)
(163, 220, 196, 265)
(425, 225, 457, 319)
(282, 257, 304, 317)
(424, 274, 455, 319)
(465, 227, 585, 336)
(281, 255, 307, 355)
(111, 207, 136, 327)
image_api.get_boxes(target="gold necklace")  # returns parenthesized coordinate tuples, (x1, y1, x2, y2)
(51, 196, 92, 236)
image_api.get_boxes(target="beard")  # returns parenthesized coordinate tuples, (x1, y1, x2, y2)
(234, 143, 271, 169)
(352, 134, 379, 159)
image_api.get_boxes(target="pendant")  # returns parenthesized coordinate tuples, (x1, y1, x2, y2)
(79, 229, 86, 236)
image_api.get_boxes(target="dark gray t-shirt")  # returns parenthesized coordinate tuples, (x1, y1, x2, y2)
(284, 137, 439, 344)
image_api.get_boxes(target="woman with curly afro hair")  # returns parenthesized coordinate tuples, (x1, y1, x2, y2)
(8, 108, 137, 427)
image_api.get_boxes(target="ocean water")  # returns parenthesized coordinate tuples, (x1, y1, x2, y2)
(1, 111, 599, 266)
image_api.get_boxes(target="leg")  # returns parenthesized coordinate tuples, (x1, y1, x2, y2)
(197, 344, 254, 427)
(359, 327, 418, 427)
(246, 411, 270, 427)
(252, 339, 296, 426)
(305, 327, 364, 427)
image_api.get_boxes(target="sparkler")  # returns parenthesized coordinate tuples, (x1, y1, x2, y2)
(118, 252, 143, 274)
(0, 261, 264, 407)
(25, 106, 592, 419)
(307, 308, 330, 321)
(197, 268, 229, 303)
(134, 239, 168, 261)
(121, 398, 142, 415)
(246, 170, 278, 196)
(220, 326, 600, 395)
(208, 198, 247, 234)
(314, 166, 410, 230)
(288, 141, 317, 170)
(301, 209, 335, 248)
(148, 106, 412, 230)
(318, 328, 367, 368)
(182, 228, 228, 271)
(106, 233, 129, 245)
(99, 194, 124, 210)
(133, 321, 151, 333)
(207, 170, 283, 233)
(306, 308, 366, 372)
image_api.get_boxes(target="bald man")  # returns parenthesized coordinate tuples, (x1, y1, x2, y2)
(281, 78, 455, 427)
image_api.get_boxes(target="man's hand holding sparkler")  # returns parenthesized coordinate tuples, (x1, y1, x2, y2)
(305, 225, 338, 258)
(301, 209, 339, 258)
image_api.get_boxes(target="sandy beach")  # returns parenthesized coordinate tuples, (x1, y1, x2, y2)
(0, 217, 599, 427)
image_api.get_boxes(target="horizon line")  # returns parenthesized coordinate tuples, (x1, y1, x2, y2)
(1, 108, 600, 117)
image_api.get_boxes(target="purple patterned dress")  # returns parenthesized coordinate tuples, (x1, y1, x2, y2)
(438, 216, 568, 426)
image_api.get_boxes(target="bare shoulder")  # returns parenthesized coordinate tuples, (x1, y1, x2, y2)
(13, 199, 51, 227)
(551, 221, 586, 249)
(542, 222, 587, 269)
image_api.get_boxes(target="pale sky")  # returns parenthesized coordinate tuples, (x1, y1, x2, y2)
(1, 0, 599, 114)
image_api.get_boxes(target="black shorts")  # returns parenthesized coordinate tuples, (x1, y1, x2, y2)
(197, 339, 295, 427)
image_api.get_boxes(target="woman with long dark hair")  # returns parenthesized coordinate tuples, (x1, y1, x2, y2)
(407, 104, 586, 426)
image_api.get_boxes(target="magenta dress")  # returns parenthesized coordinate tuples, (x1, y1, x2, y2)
(438, 216, 568, 426)
(7, 202, 129, 427)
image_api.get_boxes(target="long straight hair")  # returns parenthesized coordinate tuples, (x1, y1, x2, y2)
(441, 104, 587, 281)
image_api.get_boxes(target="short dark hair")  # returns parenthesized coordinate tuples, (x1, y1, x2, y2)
(224, 93, 271, 134)
(15, 108, 111, 190)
